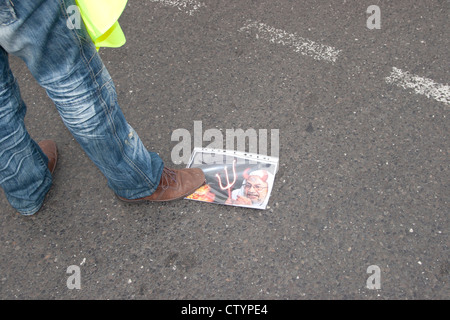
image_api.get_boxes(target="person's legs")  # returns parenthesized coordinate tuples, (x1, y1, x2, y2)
(0, 0, 164, 214)
(39, 0, 164, 199)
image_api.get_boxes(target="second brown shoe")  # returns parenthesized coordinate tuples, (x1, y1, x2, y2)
(38, 140, 58, 174)
(117, 167, 205, 202)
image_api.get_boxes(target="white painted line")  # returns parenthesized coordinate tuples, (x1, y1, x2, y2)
(149, 0, 206, 16)
(385, 67, 450, 105)
(239, 20, 342, 63)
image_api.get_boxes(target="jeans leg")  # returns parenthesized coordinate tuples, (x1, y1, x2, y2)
(43, 50, 164, 199)
(0, 48, 52, 215)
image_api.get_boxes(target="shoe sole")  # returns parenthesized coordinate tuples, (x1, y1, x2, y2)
(116, 179, 206, 203)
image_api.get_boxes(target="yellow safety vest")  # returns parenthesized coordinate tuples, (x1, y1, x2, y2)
(75, 0, 127, 50)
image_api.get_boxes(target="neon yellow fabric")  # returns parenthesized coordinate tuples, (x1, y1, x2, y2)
(75, 0, 128, 50)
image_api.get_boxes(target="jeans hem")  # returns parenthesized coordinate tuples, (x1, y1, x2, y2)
(15, 175, 52, 216)
(112, 163, 164, 200)
(17, 202, 44, 216)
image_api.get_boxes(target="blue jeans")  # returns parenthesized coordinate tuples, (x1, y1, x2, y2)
(0, 0, 164, 215)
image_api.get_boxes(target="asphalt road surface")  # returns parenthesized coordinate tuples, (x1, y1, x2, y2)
(0, 0, 448, 300)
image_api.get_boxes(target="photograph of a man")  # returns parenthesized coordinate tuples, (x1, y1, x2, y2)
(226, 169, 272, 208)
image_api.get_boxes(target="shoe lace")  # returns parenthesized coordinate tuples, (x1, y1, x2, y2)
(159, 167, 178, 190)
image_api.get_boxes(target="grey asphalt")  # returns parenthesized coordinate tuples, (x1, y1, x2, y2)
(0, 0, 448, 300)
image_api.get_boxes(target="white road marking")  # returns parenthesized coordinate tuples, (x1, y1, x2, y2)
(239, 20, 342, 63)
(146, 9, 448, 106)
(149, 0, 206, 16)
(385, 67, 450, 105)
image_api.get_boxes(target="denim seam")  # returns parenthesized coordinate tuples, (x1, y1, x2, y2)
(59, 0, 83, 52)
(94, 65, 105, 80)
(87, 51, 96, 64)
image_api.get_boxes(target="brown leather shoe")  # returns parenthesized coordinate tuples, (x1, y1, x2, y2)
(38, 140, 58, 174)
(117, 167, 206, 202)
